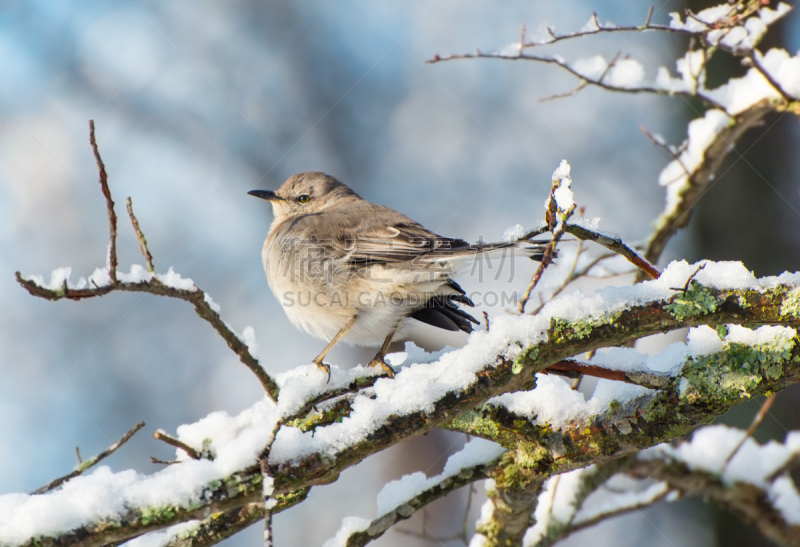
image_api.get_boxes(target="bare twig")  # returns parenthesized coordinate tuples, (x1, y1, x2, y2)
(153, 430, 201, 460)
(519, 213, 573, 313)
(530, 241, 585, 315)
(724, 393, 778, 466)
(16, 271, 281, 400)
(673, 263, 705, 294)
(565, 487, 671, 537)
(426, 47, 729, 107)
(519, 175, 577, 313)
(89, 120, 118, 285)
(33, 421, 145, 494)
(643, 5, 654, 27)
(75, 447, 82, 465)
(520, 225, 549, 241)
(640, 126, 690, 173)
(563, 224, 659, 280)
(541, 359, 673, 390)
(150, 456, 179, 465)
(126, 197, 155, 273)
(483, 311, 490, 332)
(18, 120, 281, 401)
(258, 419, 285, 547)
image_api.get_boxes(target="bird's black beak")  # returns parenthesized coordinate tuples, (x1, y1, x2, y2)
(247, 190, 284, 202)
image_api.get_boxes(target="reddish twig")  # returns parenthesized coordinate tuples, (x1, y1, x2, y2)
(563, 224, 659, 280)
(89, 120, 118, 284)
(541, 360, 672, 390)
(724, 393, 778, 466)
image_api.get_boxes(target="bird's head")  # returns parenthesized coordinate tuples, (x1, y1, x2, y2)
(248, 172, 359, 223)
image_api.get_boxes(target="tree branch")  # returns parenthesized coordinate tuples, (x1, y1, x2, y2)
(33, 422, 145, 495)
(88, 120, 118, 284)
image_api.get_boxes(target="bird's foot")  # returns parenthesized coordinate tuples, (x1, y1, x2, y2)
(313, 361, 331, 384)
(368, 357, 395, 379)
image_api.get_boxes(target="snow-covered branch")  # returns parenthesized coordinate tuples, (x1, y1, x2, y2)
(324, 439, 504, 547)
(9, 260, 800, 546)
(427, 4, 800, 272)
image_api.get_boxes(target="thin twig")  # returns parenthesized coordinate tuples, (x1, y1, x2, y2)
(75, 446, 82, 465)
(640, 125, 690, 174)
(153, 430, 201, 460)
(33, 421, 145, 494)
(483, 311, 490, 332)
(724, 393, 777, 466)
(150, 456, 179, 465)
(519, 206, 576, 314)
(530, 241, 584, 315)
(259, 419, 285, 547)
(563, 224, 659, 279)
(643, 5, 654, 27)
(747, 51, 793, 102)
(520, 226, 549, 241)
(674, 263, 705, 294)
(18, 120, 281, 401)
(89, 120, 118, 285)
(16, 271, 281, 401)
(126, 197, 155, 273)
(541, 359, 673, 390)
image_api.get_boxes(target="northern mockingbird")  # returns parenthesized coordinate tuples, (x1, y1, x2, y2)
(249, 172, 546, 380)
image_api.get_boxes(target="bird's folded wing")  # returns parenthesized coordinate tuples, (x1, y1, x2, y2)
(339, 224, 472, 265)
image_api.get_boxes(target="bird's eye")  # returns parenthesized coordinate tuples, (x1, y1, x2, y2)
(297, 194, 311, 204)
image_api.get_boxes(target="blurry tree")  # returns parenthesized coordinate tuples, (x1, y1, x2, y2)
(4, 2, 800, 547)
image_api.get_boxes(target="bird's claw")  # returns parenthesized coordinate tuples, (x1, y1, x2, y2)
(369, 357, 395, 379)
(314, 361, 331, 384)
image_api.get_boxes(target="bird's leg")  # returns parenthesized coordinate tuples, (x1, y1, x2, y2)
(369, 323, 400, 379)
(312, 314, 357, 383)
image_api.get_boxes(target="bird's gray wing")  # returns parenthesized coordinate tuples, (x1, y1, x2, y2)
(341, 223, 473, 266)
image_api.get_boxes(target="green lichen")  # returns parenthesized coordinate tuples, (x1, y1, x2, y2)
(737, 294, 751, 308)
(513, 347, 539, 374)
(200, 438, 216, 460)
(141, 505, 178, 526)
(780, 287, 800, 319)
(716, 324, 729, 340)
(681, 334, 794, 402)
(664, 281, 717, 321)
(515, 442, 550, 469)
(550, 312, 619, 343)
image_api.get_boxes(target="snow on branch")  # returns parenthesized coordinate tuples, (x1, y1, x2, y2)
(8, 259, 800, 546)
(13, 121, 280, 402)
(482, 424, 800, 547)
(426, 3, 800, 270)
(630, 426, 800, 546)
(324, 438, 505, 547)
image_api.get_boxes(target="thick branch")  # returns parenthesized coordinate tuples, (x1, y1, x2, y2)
(476, 453, 544, 546)
(643, 101, 778, 269)
(17, 275, 800, 546)
(628, 459, 800, 547)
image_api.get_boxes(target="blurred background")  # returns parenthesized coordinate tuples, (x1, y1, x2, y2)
(1, 1, 799, 545)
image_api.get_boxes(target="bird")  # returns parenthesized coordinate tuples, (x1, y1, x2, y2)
(249, 172, 546, 381)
